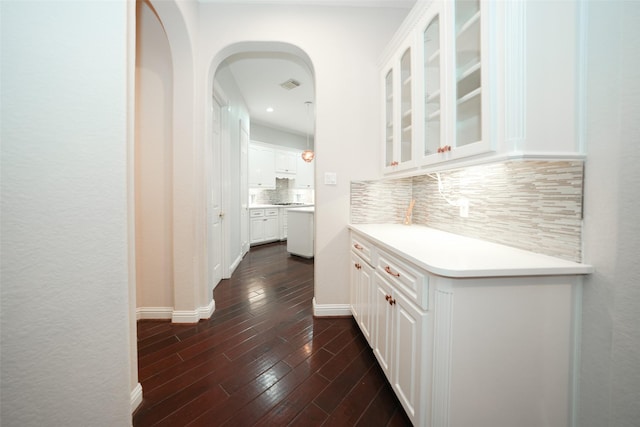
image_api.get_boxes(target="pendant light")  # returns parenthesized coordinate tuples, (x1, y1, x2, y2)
(301, 101, 314, 162)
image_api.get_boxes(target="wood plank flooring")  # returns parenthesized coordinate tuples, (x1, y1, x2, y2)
(133, 242, 411, 426)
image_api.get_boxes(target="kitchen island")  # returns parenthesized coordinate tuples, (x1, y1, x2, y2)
(287, 207, 314, 258)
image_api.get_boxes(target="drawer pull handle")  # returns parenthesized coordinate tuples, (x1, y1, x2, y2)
(389, 298, 396, 306)
(354, 263, 362, 270)
(353, 243, 363, 250)
(384, 266, 400, 278)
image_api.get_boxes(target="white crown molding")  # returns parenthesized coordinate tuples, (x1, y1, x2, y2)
(312, 297, 352, 317)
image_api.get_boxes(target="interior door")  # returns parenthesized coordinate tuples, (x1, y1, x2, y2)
(207, 97, 223, 296)
(240, 122, 249, 256)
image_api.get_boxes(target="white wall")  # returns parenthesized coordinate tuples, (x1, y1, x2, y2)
(251, 122, 312, 151)
(136, 0, 175, 310)
(197, 4, 409, 309)
(0, 1, 133, 425)
(580, 1, 640, 425)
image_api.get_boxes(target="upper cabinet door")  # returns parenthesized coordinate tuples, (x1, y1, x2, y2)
(421, 6, 443, 160)
(418, 0, 493, 167)
(382, 36, 417, 174)
(452, 0, 485, 149)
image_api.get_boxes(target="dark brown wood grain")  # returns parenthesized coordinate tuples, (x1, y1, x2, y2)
(133, 242, 410, 426)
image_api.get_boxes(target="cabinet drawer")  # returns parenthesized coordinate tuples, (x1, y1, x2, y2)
(351, 233, 373, 266)
(377, 249, 428, 310)
(250, 209, 265, 218)
(265, 208, 279, 217)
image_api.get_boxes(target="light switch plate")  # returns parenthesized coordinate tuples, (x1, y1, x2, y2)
(324, 172, 337, 185)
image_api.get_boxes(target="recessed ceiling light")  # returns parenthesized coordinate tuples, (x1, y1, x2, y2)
(266, 107, 274, 112)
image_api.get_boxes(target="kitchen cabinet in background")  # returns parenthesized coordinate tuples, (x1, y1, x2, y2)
(294, 155, 314, 189)
(249, 207, 279, 245)
(249, 144, 276, 189)
(275, 149, 297, 177)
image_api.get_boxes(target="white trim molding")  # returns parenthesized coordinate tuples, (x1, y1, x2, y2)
(312, 297, 351, 317)
(130, 382, 143, 413)
(136, 300, 215, 322)
(136, 307, 173, 320)
(198, 299, 216, 320)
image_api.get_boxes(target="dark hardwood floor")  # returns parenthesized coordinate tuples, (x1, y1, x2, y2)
(133, 242, 411, 426)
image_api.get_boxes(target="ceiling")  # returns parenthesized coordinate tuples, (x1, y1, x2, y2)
(225, 51, 316, 136)
(217, 0, 416, 136)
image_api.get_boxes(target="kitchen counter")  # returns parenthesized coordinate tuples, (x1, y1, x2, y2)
(250, 203, 313, 208)
(349, 223, 593, 278)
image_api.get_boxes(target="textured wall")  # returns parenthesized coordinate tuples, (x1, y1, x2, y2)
(351, 160, 584, 262)
(579, 1, 640, 426)
(1, 1, 133, 425)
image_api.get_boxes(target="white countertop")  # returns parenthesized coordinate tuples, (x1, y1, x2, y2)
(250, 203, 313, 209)
(287, 206, 314, 213)
(349, 223, 593, 278)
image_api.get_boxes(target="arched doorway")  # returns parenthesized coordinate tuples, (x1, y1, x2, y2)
(207, 43, 316, 304)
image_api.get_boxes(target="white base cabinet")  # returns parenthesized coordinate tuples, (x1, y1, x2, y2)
(249, 208, 279, 245)
(350, 228, 581, 427)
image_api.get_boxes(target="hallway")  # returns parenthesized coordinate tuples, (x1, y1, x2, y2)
(133, 242, 411, 426)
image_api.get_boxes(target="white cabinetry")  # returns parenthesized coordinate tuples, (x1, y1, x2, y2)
(349, 225, 589, 427)
(294, 155, 314, 189)
(249, 208, 279, 245)
(382, 0, 584, 175)
(382, 36, 416, 174)
(275, 150, 297, 178)
(279, 207, 288, 240)
(350, 232, 430, 426)
(373, 249, 429, 426)
(249, 144, 276, 189)
(350, 235, 375, 345)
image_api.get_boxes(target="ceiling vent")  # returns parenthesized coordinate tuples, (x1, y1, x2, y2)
(280, 79, 301, 90)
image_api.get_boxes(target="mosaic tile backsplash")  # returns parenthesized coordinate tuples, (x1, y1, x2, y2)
(351, 160, 584, 262)
(250, 178, 314, 205)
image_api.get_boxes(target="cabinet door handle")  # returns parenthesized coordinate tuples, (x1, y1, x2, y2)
(389, 298, 396, 306)
(354, 263, 362, 270)
(384, 266, 400, 278)
(385, 294, 391, 301)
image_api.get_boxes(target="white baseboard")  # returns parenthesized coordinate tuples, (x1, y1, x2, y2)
(198, 299, 215, 320)
(130, 382, 143, 413)
(136, 307, 173, 320)
(312, 297, 351, 317)
(137, 300, 215, 323)
(228, 254, 242, 276)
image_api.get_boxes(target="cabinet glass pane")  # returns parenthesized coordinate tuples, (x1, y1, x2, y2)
(423, 15, 441, 156)
(385, 69, 394, 166)
(455, 0, 481, 147)
(400, 48, 412, 163)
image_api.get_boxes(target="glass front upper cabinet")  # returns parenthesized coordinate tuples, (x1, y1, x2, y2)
(454, 0, 482, 147)
(384, 69, 394, 168)
(423, 13, 441, 157)
(383, 42, 415, 172)
(400, 47, 412, 164)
